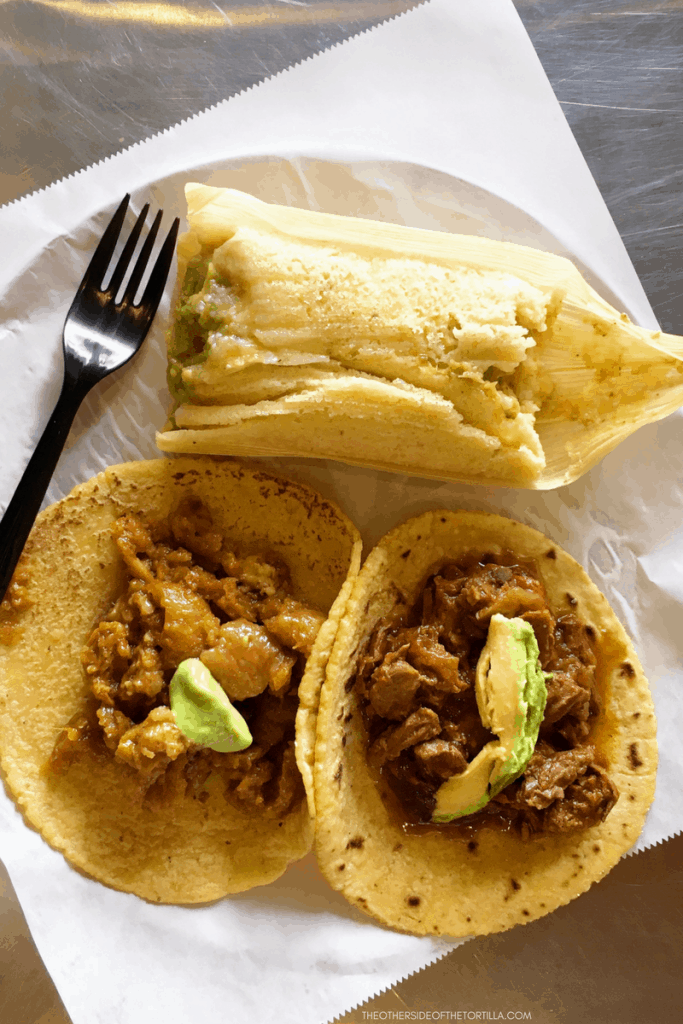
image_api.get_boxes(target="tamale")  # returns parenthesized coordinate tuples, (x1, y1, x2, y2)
(157, 184, 683, 489)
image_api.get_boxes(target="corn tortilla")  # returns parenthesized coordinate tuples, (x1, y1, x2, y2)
(312, 510, 657, 936)
(0, 457, 361, 903)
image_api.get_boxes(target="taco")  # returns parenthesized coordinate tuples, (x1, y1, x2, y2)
(312, 510, 656, 935)
(0, 458, 361, 903)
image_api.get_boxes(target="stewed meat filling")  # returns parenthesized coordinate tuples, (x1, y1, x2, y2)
(49, 498, 325, 816)
(356, 554, 618, 835)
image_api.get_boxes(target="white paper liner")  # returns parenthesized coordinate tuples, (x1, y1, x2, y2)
(0, 3, 679, 1023)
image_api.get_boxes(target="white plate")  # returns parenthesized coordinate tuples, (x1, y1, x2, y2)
(0, 155, 680, 1024)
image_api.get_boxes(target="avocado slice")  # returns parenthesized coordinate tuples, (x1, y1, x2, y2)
(432, 614, 548, 822)
(169, 658, 253, 753)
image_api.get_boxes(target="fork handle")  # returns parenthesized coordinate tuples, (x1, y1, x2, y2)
(0, 376, 89, 602)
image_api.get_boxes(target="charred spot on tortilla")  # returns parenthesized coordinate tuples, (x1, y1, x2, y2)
(628, 743, 643, 769)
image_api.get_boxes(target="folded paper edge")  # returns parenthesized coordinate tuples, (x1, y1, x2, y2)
(328, 939, 468, 1024)
(323, 822, 679, 1021)
(0, 0, 430, 214)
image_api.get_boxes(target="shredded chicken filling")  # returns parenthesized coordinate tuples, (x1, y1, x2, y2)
(356, 554, 618, 836)
(49, 499, 324, 816)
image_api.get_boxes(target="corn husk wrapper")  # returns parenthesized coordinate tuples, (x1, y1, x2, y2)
(157, 186, 683, 490)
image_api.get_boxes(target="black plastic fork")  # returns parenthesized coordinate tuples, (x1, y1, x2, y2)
(0, 195, 179, 602)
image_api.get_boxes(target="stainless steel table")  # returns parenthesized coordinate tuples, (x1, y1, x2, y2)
(1, 2, 682, 1022)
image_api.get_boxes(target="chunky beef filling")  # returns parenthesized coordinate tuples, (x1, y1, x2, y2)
(356, 554, 618, 836)
(49, 499, 324, 817)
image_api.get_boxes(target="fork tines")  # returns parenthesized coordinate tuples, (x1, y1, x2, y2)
(85, 195, 179, 311)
